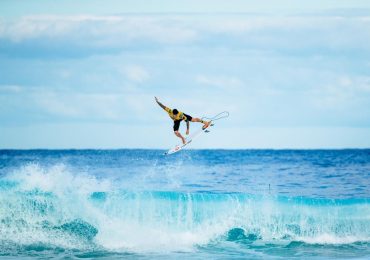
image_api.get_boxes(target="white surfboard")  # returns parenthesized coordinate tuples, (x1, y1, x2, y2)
(165, 123, 214, 155)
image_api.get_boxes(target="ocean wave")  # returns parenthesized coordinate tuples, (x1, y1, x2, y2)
(0, 163, 370, 253)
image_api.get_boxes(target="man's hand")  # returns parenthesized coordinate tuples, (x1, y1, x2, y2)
(186, 129, 189, 135)
(155, 97, 166, 110)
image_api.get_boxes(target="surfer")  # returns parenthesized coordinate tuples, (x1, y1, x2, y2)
(155, 97, 211, 144)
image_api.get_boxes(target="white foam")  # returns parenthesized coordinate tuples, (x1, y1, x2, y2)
(2, 164, 370, 252)
(299, 234, 370, 245)
(8, 163, 112, 195)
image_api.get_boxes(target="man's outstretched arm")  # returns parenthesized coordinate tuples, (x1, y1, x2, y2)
(155, 97, 167, 110)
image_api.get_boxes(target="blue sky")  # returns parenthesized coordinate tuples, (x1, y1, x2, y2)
(1, 0, 370, 149)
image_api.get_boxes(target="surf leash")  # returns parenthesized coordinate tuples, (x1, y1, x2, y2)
(202, 111, 229, 122)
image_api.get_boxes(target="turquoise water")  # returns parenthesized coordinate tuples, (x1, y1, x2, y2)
(0, 149, 369, 259)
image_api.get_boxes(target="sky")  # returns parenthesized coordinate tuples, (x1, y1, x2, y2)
(1, 0, 370, 149)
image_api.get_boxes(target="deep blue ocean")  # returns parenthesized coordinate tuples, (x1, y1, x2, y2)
(0, 149, 369, 259)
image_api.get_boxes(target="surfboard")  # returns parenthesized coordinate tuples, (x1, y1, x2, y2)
(165, 123, 214, 155)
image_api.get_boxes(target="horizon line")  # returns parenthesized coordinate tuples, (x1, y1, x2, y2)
(1, 147, 369, 151)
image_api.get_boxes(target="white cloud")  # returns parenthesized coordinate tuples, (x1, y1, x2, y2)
(307, 75, 370, 110)
(0, 15, 122, 42)
(337, 75, 370, 93)
(1, 14, 369, 54)
(196, 75, 243, 90)
(57, 69, 72, 79)
(122, 65, 149, 83)
(12, 85, 161, 123)
(0, 85, 23, 93)
(352, 76, 370, 93)
(0, 15, 198, 44)
(34, 92, 124, 120)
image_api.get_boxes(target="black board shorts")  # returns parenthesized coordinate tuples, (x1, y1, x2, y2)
(173, 113, 192, 131)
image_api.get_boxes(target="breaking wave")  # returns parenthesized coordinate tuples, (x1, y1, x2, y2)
(1, 163, 369, 255)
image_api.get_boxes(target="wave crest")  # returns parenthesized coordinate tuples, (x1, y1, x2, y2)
(0, 164, 370, 253)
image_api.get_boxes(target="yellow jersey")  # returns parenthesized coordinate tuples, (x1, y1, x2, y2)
(165, 107, 187, 121)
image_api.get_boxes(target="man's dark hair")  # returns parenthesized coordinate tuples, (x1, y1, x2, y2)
(173, 109, 179, 115)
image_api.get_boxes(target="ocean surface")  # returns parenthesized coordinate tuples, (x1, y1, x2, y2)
(0, 149, 369, 259)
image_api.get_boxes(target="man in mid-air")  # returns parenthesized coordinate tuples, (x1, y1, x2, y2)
(155, 97, 210, 144)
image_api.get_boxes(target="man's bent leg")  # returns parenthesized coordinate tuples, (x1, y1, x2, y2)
(174, 131, 186, 144)
(191, 118, 210, 129)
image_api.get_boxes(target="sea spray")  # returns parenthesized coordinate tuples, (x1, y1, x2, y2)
(1, 163, 370, 253)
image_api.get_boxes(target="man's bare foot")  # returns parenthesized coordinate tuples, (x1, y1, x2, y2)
(181, 137, 186, 144)
(202, 121, 211, 130)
